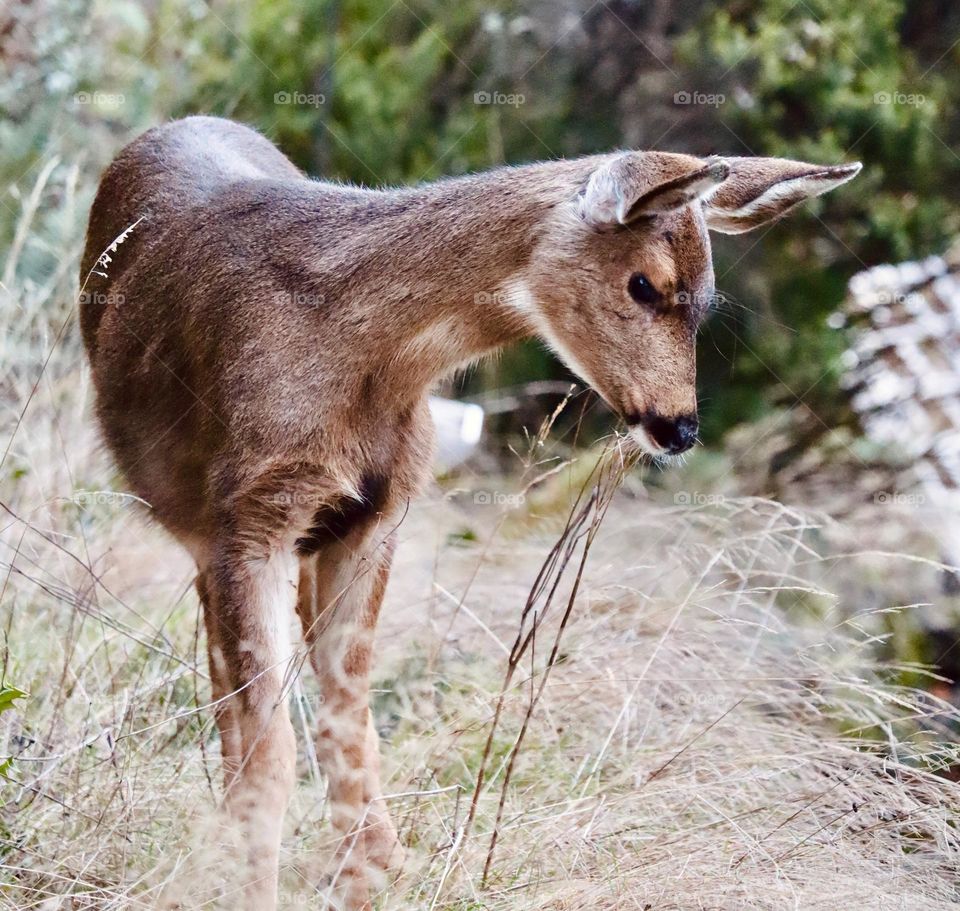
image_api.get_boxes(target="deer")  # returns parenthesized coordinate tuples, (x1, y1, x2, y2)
(79, 115, 860, 909)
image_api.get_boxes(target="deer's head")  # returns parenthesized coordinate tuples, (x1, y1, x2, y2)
(518, 152, 860, 456)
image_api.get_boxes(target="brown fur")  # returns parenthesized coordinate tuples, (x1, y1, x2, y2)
(80, 116, 859, 909)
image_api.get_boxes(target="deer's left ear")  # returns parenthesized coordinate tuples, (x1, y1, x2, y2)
(702, 157, 862, 235)
(579, 153, 730, 229)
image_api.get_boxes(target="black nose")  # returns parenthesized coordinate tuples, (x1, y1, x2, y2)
(643, 413, 698, 454)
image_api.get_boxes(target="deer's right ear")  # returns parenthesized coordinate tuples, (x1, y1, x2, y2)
(578, 154, 729, 229)
(702, 157, 862, 234)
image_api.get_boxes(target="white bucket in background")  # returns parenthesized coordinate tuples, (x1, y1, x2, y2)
(428, 396, 484, 471)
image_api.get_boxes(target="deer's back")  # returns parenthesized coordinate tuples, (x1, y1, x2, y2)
(80, 116, 302, 352)
(79, 118, 351, 540)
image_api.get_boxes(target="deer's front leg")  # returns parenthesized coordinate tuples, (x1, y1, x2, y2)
(209, 543, 299, 911)
(297, 530, 401, 909)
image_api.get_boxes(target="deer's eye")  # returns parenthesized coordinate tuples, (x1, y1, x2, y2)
(628, 273, 662, 307)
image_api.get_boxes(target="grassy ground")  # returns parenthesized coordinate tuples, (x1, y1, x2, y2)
(4, 392, 960, 908)
(3, 168, 960, 909)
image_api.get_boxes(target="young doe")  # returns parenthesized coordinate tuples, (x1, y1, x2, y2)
(80, 116, 859, 909)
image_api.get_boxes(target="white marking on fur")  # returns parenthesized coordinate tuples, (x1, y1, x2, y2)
(502, 276, 604, 394)
(246, 550, 297, 682)
(395, 317, 464, 368)
(629, 423, 667, 457)
(210, 644, 228, 676)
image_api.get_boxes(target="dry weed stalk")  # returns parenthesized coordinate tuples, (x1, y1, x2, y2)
(463, 437, 637, 886)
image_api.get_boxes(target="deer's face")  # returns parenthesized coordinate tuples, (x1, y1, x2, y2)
(520, 152, 861, 456)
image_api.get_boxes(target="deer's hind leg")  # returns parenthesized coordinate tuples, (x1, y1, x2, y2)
(296, 523, 402, 908)
(197, 569, 242, 790)
(202, 530, 300, 911)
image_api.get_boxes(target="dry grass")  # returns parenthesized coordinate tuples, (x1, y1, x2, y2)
(3, 162, 960, 911)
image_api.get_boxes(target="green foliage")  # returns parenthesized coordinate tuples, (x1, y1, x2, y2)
(446, 527, 479, 546)
(4, 0, 960, 444)
(679, 0, 960, 438)
(167, 0, 507, 182)
(0, 685, 27, 783)
(0, 686, 27, 715)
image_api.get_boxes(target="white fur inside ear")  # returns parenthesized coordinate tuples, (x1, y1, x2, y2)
(578, 162, 624, 228)
(580, 157, 729, 227)
(726, 172, 852, 219)
(698, 160, 732, 203)
(714, 163, 862, 222)
(703, 162, 861, 234)
(628, 161, 730, 218)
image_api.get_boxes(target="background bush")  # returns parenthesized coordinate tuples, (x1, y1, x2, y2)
(3, 0, 959, 442)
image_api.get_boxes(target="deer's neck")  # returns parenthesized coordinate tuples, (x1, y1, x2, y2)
(321, 158, 599, 406)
